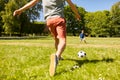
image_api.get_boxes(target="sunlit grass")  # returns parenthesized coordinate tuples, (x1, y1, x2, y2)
(0, 36, 120, 80)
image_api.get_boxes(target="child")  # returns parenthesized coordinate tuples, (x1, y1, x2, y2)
(13, 0, 80, 76)
(80, 30, 87, 43)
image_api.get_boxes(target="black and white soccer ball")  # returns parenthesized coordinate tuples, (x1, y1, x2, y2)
(78, 51, 86, 58)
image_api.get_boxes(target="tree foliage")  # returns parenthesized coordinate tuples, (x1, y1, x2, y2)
(110, 1, 120, 36)
(0, 0, 9, 35)
(85, 11, 111, 37)
(64, 5, 86, 36)
(1, 0, 42, 35)
(0, 1, 120, 37)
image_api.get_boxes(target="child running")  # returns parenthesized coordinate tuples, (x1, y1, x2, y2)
(13, 0, 80, 76)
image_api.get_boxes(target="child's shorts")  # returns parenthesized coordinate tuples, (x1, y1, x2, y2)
(46, 16, 66, 39)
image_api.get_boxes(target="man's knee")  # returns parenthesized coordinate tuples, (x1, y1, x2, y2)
(59, 38, 66, 45)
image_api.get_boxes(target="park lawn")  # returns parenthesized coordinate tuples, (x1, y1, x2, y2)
(0, 36, 120, 80)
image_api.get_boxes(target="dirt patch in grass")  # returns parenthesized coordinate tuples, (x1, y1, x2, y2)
(0, 42, 120, 49)
(0, 42, 54, 47)
(68, 44, 120, 49)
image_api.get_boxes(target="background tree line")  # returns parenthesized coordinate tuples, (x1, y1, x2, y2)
(0, 0, 120, 37)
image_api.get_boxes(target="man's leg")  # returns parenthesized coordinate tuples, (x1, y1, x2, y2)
(47, 17, 66, 76)
(55, 17, 66, 59)
(49, 37, 66, 76)
(55, 38, 59, 50)
(55, 38, 66, 58)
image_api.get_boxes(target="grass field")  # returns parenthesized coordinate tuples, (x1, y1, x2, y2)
(0, 36, 120, 80)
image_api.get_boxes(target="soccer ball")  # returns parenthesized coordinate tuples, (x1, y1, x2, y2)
(78, 51, 86, 58)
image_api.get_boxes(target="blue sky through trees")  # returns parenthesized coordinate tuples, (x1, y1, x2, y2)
(71, 0, 119, 12)
(38, 0, 119, 21)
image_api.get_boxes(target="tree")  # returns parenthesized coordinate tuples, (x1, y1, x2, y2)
(1, 0, 42, 36)
(64, 5, 86, 36)
(0, 0, 9, 36)
(1, 0, 17, 35)
(110, 1, 120, 36)
(85, 11, 110, 37)
(103, 10, 112, 37)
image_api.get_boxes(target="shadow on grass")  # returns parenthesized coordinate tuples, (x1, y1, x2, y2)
(56, 58, 114, 76)
(67, 58, 114, 67)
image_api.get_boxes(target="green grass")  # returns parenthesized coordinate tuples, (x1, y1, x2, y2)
(0, 36, 120, 80)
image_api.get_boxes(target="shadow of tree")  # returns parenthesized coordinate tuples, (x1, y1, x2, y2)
(56, 58, 115, 75)
(66, 58, 114, 67)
